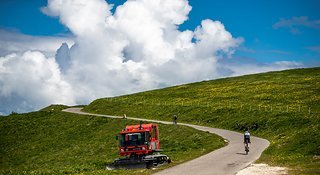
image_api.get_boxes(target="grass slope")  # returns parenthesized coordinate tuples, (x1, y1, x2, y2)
(84, 67, 320, 174)
(0, 105, 224, 175)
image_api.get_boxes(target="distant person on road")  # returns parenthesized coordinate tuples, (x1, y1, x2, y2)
(244, 128, 251, 147)
(173, 115, 177, 125)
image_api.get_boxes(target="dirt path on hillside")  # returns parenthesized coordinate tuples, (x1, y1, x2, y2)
(63, 107, 270, 175)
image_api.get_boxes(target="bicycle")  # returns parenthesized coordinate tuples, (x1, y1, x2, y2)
(244, 141, 250, 155)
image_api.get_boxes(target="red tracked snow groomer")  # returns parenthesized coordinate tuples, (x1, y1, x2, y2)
(107, 122, 171, 169)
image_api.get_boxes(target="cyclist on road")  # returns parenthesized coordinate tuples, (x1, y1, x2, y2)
(244, 128, 251, 146)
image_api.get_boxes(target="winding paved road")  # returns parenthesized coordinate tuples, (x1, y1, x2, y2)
(63, 107, 270, 175)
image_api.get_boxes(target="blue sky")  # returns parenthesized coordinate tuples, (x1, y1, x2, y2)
(185, 0, 320, 65)
(0, 0, 319, 114)
(1, 0, 319, 65)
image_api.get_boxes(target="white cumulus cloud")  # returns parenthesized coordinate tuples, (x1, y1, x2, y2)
(0, 29, 73, 57)
(0, 0, 303, 115)
(0, 51, 75, 114)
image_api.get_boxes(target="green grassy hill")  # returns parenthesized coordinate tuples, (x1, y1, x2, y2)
(84, 67, 320, 174)
(0, 105, 224, 175)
